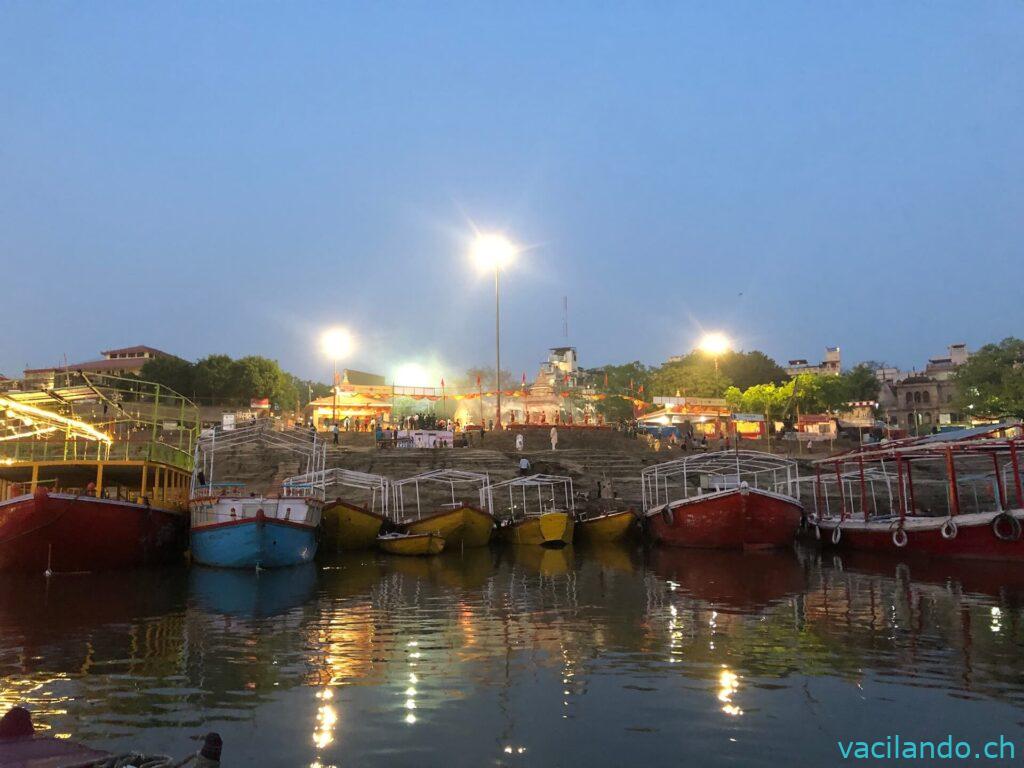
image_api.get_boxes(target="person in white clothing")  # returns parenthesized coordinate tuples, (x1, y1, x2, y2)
(549, 426, 558, 451)
(515, 433, 525, 452)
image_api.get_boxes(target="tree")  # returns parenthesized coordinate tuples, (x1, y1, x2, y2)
(954, 337, 1024, 419)
(719, 350, 788, 390)
(194, 355, 237, 402)
(588, 361, 652, 420)
(841, 364, 881, 402)
(139, 357, 194, 396)
(232, 356, 289, 405)
(649, 359, 731, 398)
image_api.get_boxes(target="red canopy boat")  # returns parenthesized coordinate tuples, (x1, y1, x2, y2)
(641, 451, 803, 549)
(808, 422, 1024, 560)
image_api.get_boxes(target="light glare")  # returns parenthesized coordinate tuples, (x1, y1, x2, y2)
(698, 332, 731, 357)
(471, 233, 516, 272)
(321, 328, 355, 361)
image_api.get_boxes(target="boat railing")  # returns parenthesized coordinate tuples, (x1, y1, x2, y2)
(484, 474, 575, 522)
(282, 467, 389, 517)
(390, 468, 490, 522)
(641, 450, 800, 512)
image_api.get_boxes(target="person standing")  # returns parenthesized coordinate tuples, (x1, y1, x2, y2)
(515, 433, 525, 452)
(332, 422, 339, 445)
(550, 426, 558, 451)
(518, 456, 531, 476)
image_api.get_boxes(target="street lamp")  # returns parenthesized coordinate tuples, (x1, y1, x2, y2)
(698, 332, 732, 374)
(320, 327, 355, 427)
(472, 233, 517, 429)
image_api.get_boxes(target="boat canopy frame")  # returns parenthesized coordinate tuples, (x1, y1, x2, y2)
(191, 422, 326, 499)
(390, 468, 490, 521)
(811, 427, 1024, 526)
(282, 467, 389, 517)
(483, 473, 575, 521)
(641, 450, 801, 512)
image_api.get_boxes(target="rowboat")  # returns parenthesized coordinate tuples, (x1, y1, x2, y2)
(575, 508, 636, 543)
(500, 511, 574, 546)
(283, 468, 390, 551)
(378, 531, 445, 556)
(391, 470, 495, 547)
(0, 373, 196, 574)
(487, 474, 576, 547)
(642, 451, 803, 549)
(190, 423, 325, 569)
(809, 422, 1024, 561)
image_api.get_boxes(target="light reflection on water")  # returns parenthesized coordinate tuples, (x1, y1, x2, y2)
(2, 544, 1024, 766)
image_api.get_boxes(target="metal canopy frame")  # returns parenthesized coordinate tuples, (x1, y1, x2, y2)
(191, 422, 326, 497)
(641, 450, 800, 512)
(390, 468, 490, 521)
(283, 467, 389, 516)
(484, 473, 575, 521)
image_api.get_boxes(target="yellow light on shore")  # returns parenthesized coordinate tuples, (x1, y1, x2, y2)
(471, 233, 516, 272)
(320, 328, 355, 361)
(698, 332, 731, 357)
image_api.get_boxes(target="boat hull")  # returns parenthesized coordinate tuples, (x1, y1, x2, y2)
(378, 533, 445, 556)
(816, 510, 1024, 561)
(459, 504, 495, 547)
(401, 507, 466, 542)
(500, 512, 574, 547)
(0, 490, 187, 573)
(576, 510, 635, 543)
(646, 488, 802, 549)
(191, 516, 318, 568)
(322, 500, 384, 551)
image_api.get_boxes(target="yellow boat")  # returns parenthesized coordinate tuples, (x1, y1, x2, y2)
(400, 505, 467, 542)
(399, 504, 494, 548)
(321, 499, 385, 551)
(499, 511, 574, 547)
(575, 509, 635, 543)
(377, 532, 445, 556)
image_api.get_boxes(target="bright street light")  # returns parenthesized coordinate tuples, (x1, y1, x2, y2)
(321, 328, 355, 361)
(470, 232, 518, 429)
(698, 332, 731, 357)
(320, 327, 355, 427)
(471, 233, 516, 272)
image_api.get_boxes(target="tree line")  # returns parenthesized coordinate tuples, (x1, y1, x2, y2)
(139, 354, 330, 410)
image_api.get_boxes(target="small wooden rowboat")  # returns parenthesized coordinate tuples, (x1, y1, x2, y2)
(500, 511, 574, 547)
(377, 532, 445, 556)
(575, 509, 636, 543)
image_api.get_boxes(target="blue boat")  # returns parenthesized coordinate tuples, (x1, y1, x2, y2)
(190, 506, 320, 568)
(188, 422, 328, 569)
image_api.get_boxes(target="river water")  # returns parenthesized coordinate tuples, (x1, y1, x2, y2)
(2, 544, 1024, 766)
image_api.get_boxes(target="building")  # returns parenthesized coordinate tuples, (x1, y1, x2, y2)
(883, 344, 971, 432)
(24, 345, 178, 387)
(785, 346, 841, 377)
(305, 369, 393, 428)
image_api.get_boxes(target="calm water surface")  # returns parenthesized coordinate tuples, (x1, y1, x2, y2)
(3, 544, 1024, 766)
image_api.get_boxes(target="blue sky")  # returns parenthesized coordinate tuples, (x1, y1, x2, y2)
(2, 2, 1022, 384)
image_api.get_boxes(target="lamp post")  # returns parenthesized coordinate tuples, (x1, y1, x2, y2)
(472, 234, 516, 430)
(698, 332, 732, 376)
(320, 328, 354, 428)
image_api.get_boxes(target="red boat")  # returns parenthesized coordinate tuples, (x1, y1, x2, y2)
(642, 451, 804, 549)
(809, 422, 1024, 561)
(0, 479, 189, 573)
(0, 372, 198, 573)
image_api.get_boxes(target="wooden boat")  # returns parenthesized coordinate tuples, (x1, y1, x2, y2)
(0, 374, 196, 573)
(378, 531, 445, 556)
(190, 423, 325, 569)
(809, 423, 1024, 561)
(284, 468, 390, 551)
(488, 474, 576, 547)
(322, 499, 385, 550)
(575, 508, 636, 543)
(500, 511, 575, 546)
(642, 451, 803, 549)
(391, 470, 495, 547)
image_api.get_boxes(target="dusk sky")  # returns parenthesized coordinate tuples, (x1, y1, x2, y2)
(2, 3, 1022, 385)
